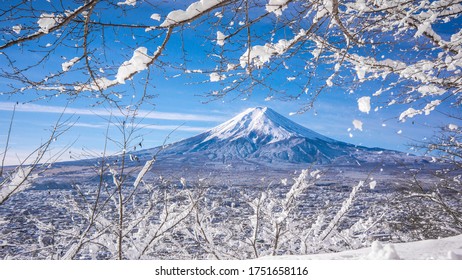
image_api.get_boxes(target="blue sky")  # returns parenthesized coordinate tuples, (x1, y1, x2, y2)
(0, 0, 459, 165)
(0, 84, 453, 165)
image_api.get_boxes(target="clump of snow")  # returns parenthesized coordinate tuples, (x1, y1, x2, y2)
(397, 130, 402, 134)
(117, 0, 137, 6)
(37, 85, 66, 92)
(216, 31, 226, 46)
(116, 47, 152, 84)
(352, 119, 363, 131)
(310, 170, 321, 179)
(447, 251, 462, 260)
(264, 234, 462, 260)
(37, 13, 62, 33)
(185, 69, 204, 74)
(160, 0, 223, 27)
(287, 77, 296, 81)
(150, 13, 161, 21)
(180, 177, 187, 187)
(12, 25, 21, 34)
(61, 57, 80, 72)
(418, 85, 445, 96)
(266, 0, 290, 16)
(423, 100, 441, 115)
(325, 75, 334, 87)
(313, 0, 333, 23)
(399, 108, 419, 122)
(355, 63, 368, 80)
(367, 241, 400, 260)
(399, 100, 441, 122)
(74, 77, 117, 92)
(414, 13, 437, 38)
(239, 29, 306, 68)
(357, 96, 371, 114)
(448, 124, 458, 131)
(369, 180, 377, 190)
(209, 72, 226, 82)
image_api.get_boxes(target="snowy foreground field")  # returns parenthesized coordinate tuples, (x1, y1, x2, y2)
(263, 234, 462, 260)
(1, 108, 461, 260)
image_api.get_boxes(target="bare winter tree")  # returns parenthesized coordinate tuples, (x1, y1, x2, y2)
(0, 106, 73, 206)
(1, 108, 200, 260)
(389, 116, 462, 240)
(178, 169, 384, 259)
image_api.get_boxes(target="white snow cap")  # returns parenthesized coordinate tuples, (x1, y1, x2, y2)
(357, 96, 371, 114)
(203, 107, 334, 144)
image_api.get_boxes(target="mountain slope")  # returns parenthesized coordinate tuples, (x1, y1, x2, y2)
(141, 107, 406, 165)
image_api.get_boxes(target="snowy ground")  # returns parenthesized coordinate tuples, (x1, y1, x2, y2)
(263, 234, 462, 260)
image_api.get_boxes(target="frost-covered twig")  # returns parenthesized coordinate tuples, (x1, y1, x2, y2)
(319, 180, 363, 241)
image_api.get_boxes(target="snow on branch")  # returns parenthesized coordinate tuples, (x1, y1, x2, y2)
(0, 0, 461, 113)
(319, 180, 363, 242)
(266, 0, 291, 16)
(37, 13, 63, 34)
(399, 100, 442, 122)
(239, 29, 307, 68)
(0, 1, 98, 50)
(75, 27, 172, 92)
(133, 158, 155, 188)
(62, 57, 81, 72)
(160, 0, 227, 27)
(0, 166, 37, 205)
(116, 47, 153, 84)
(117, 0, 137, 6)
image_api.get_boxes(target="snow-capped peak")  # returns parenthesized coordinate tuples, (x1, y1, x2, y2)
(144, 106, 406, 165)
(202, 106, 333, 144)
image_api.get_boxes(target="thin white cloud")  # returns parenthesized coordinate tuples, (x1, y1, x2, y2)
(0, 102, 225, 122)
(142, 124, 210, 132)
(72, 122, 107, 129)
(71, 121, 210, 132)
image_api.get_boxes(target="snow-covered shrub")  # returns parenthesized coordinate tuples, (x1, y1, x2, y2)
(183, 168, 382, 259)
(388, 123, 462, 240)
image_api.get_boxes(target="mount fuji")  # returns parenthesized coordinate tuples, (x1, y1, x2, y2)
(139, 107, 409, 167)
